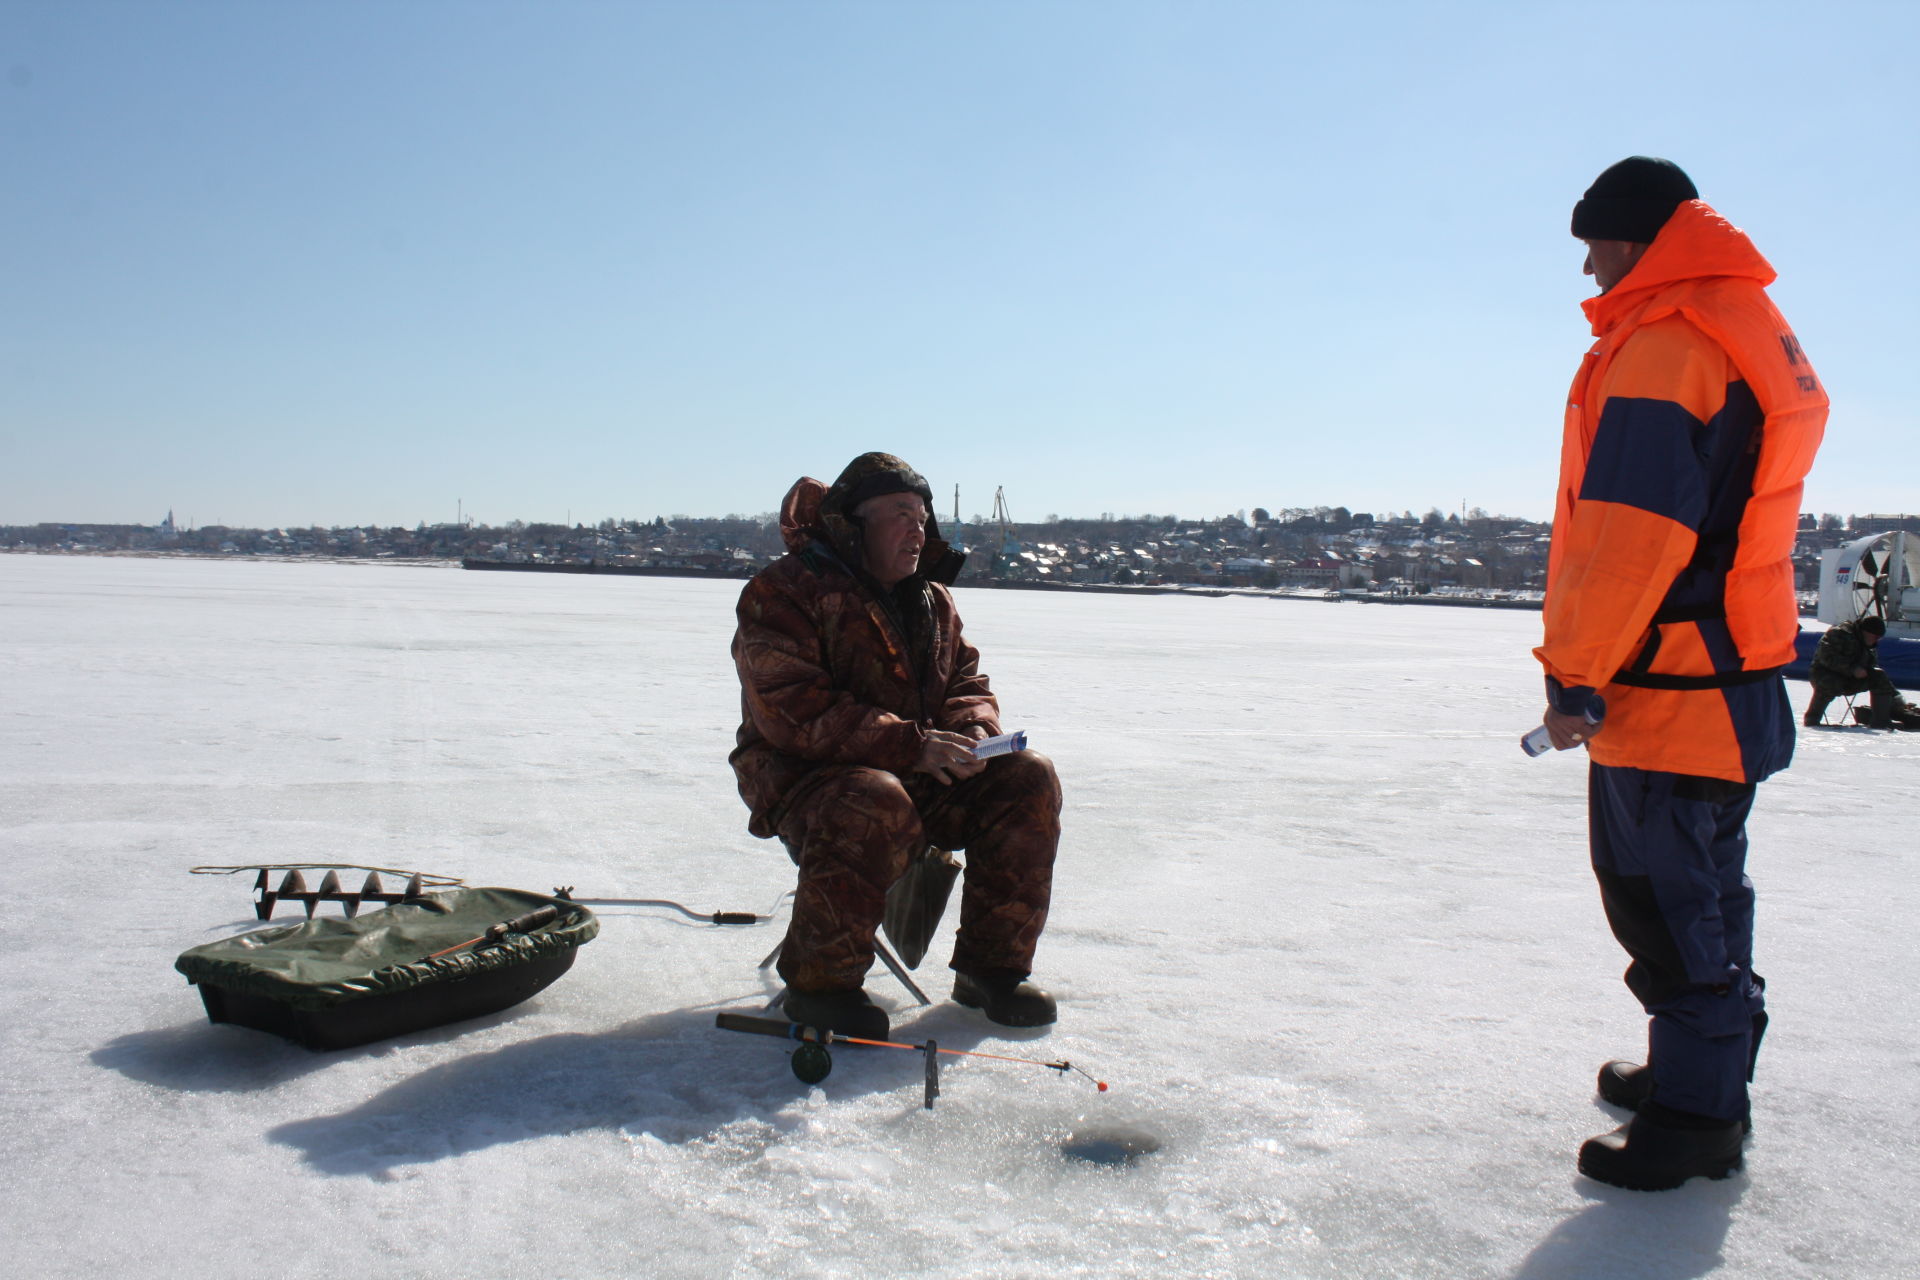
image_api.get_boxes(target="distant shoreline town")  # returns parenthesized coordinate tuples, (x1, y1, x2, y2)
(6, 507, 1912, 603)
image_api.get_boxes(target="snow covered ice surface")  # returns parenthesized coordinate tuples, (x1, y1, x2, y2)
(2, 554, 1914, 1280)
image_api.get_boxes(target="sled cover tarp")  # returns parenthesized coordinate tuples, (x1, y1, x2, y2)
(176, 888, 598, 1012)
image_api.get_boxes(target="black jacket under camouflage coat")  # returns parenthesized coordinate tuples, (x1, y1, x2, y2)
(730, 469, 1001, 839)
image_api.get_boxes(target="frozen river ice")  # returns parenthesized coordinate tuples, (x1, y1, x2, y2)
(1, 553, 1913, 1279)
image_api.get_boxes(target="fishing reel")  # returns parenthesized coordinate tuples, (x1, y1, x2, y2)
(790, 1040, 833, 1084)
(777, 1023, 838, 1084)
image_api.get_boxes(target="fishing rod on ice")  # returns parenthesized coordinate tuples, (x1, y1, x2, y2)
(715, 1011, 1107, 1109)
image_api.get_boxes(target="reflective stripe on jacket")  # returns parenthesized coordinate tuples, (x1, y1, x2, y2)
(1537, 200, 1828, 782)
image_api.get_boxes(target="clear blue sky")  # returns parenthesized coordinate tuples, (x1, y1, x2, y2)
(4, 1, 1914, 529)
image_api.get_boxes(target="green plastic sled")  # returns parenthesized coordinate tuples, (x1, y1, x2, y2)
(175, 887, 598, 1050)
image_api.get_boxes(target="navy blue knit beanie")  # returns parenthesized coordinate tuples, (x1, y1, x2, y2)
(1571, 157, 1698, 243)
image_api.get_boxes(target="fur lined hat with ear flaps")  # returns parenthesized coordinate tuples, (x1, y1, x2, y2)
(824, 452, 934, 520)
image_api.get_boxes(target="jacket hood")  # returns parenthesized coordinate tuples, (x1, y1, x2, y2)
(775, 458, 967, 586)
(1582, 200, 1777, 336)
(778, 477, 831, 553)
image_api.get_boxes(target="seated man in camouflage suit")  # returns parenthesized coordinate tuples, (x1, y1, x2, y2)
(730, 452, 1061, 1039)
(1805, 616, 1919, 729)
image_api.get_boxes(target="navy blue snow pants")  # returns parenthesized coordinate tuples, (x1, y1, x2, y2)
(1588, 762, 1767, 1123)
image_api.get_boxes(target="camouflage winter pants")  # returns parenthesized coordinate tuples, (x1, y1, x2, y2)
(774, 750, 1060, 992)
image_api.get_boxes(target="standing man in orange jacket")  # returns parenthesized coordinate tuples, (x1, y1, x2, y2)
(1535, 157, 1826, 1190)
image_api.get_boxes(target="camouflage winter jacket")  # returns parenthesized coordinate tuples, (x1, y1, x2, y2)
(730, 474, 1001, 838)
(1809, 624, 1879, 689)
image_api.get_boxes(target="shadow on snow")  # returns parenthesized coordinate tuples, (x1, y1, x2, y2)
(94, 992, 1031, 1180)
(1509, 1170, 1742, 1280)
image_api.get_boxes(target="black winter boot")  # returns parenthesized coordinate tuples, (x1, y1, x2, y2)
(783, 986, 889, 1040)
(1802, 693, 1832, 727)
(1597, 1060, 1654, 1111)
(1595, 1060, 1753, 1132)
(953, 970, 1057, 1027)
(1578, 1102, 1746, 1191)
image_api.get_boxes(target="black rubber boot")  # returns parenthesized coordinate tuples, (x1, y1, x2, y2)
(1578, 1103, 1746, 1191)
(1802, 693, 1832, 727)
(1596, 1059, 1754, 1133)
(782, 986, 889, 1040)
(1597, 1060, 1654, 1111)
(953, 970, 1057, 1027)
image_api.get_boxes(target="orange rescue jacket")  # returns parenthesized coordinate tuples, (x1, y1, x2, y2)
(1537, 199, 1827, 782)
